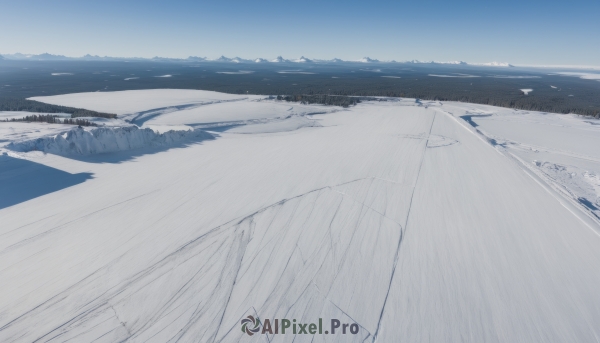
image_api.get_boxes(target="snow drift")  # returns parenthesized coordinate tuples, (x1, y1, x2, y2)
(7, 126, 214, 155)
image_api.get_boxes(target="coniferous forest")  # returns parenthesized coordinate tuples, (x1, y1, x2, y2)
(3, 114, 97, 126)
(0, 60, 598, 117)
(0, 98, 116, 118)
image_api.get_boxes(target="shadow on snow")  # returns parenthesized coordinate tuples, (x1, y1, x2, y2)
(0, 155, 93, 209)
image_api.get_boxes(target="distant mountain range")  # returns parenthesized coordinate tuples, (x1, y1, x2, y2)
(0, 53, 514, 67)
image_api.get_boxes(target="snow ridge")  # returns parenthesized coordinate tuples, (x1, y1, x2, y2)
(7, 126, 214, 155)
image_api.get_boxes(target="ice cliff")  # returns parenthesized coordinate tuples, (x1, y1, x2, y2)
(7, 126, 214, 155)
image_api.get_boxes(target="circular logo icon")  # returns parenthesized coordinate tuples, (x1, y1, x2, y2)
(241, 315, 261, 336)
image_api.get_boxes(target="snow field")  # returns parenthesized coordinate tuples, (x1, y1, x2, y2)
(0, 90, 599, 342)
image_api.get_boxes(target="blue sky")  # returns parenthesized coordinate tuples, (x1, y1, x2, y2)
(0, 0, 598, 66)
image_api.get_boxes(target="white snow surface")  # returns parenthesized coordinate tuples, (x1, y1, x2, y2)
(141, 100, 333, 128)
(1, 91, 600, 342)
(0, 122, 75, 147)
(556, 72, 600, 80)
(29, 89, 253, 115)
(521, 88, 533, 95)
(72, 116, 132, 127)
(472, 62, 514, 67)
(489, 75, 540, 79)
(30, 90, 336, 133)
(451, 103, 600, 222)
(293, 56, 312, 63)
(216, 71, 254, 75)
(226, 115, 321, 134)
(271, 56, 289, 63)
(277, 70, 316, 74)
(429, 73, 480, 78)
(358, 57, 379, 63)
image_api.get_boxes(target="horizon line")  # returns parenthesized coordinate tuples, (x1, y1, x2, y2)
(1, 52, 599, 70)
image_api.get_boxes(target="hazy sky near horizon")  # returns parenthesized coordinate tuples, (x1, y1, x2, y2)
(1, 0, 598, 66)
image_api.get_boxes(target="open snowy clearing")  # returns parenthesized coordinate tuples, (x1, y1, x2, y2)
(428, 73, 479, 78)
(1, 90, 600, 342)
(556, 72, 600, 80)
(520, 88, 533, 95)
(489, 75, 541, 79)
(216, 71, 255, 75)
(30, 89, 255, 115)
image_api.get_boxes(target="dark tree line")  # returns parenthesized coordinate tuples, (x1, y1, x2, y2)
(277, 95, 360, 108)
(277, 89, 600, 117)
(1, 60, 599, 117)
(0, 98, 116, 118)
(63, 118, 98, 126)
(5, 114, 97, 126)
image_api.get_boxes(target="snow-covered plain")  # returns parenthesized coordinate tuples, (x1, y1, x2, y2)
(30, 89, 253, 116)
(451, 103, 600, 224)
(1, 90, 600, 342)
